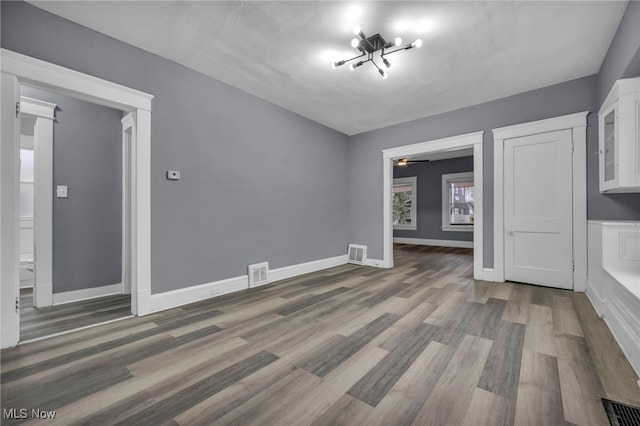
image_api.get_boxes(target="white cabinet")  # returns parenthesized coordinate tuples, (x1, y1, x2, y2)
(598, 76, 640, 193)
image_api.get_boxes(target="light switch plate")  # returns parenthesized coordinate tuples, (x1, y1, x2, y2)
(56, 185, 68, 198)
(167, 170, 180, 180)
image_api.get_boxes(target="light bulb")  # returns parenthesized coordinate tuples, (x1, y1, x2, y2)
(349, 63, 356, 71)
(411, 39, 423, 48)
(383, 58, 391, 68)
(331, 62, 337, 69)
(352, 25, 361, 35)
(379, 68, 387, 79)
(351, 38, 360, 48)
(394, 37, 402, 47)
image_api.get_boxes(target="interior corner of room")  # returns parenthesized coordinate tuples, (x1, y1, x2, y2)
(1, 1, 640, 424)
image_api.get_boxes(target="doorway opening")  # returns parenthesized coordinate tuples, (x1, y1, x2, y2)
(17, 86, 133, 342)
(1, 48, 153, 348)
(381, 131, 486, 281)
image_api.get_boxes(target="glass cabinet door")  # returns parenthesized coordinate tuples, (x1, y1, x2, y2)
(604, 110, 615, 182)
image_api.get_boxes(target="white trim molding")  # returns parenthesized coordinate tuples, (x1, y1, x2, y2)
(150, 275, 248, 314)
(20, 96, 55, 308)
(393, 237, 473, 249)
(20, 96, 56, 119)
(1, 49, 154, 348)
(492, 112, 588, 141)
(1, 72, 21, 348)
(1, 49, 152, 111)
(52, 282, 124, 306)
(269, 255, 348, 282)
(383, 131, 484, 279)
(363, 258, 383, 267)
(481, 268, 495, 282)
(492, 112, 588, 290)
(150, 254, 349, 314)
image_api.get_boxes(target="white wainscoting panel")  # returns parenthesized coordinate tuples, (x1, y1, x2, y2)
(586, 220, 640, 377)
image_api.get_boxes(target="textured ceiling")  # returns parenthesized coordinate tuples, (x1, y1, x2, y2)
(30, 1, 627, 135)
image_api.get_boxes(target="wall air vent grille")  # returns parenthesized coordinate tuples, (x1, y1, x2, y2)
(248, 262, 269, 288)
(602, 398, 640, 426)
(348, 244, 367, 265)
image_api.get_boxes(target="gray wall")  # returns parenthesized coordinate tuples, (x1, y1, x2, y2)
(349, 75, 603, 266)
(5, 1, 640, 287)
(2, 1, 350, 294)
(349, 1, 640, 266)
(21, 86, 123, 293)
(598, 1, 640, 104)
(591, 0, 640, 220)
(394, 157, 473, 242)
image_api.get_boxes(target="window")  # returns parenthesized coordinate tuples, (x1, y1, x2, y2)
(393, 176, 417, 230)
(442, 172, 474, 231)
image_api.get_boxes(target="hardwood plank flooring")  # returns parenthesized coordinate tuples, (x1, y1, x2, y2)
(19, 288, 131, 341)
(2, 244, 639, 425)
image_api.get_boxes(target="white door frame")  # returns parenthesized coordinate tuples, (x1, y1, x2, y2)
(20, 96, 56, 307)
(1, 49, 154, 348)
(382, 131, 486, 279)
(492, 112, 588, 291)
(121, 113, 133, 297)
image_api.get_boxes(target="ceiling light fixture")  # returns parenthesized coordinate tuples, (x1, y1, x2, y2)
(332, 25, 422, 79)
(396, 158, 430, 167)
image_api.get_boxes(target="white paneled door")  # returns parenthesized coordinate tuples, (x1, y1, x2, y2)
(504, 129, 573, 290)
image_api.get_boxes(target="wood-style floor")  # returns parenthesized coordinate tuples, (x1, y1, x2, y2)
(19, 288, 131, 342)
(2, 244, 639, 425)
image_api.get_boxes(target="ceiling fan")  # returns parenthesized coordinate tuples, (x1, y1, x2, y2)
(395, 158, 430, 167)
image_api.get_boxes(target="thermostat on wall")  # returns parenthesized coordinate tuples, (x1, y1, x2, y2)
(166, 170, 180, 180)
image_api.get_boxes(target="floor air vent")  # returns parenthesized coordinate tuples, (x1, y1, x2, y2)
(348, 244, 367, 265)
(248, 262, 269, 288)
(602, 398, 640, 426)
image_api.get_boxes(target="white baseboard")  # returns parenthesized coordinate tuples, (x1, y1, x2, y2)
(363, 258, 384, 268)
(473, 264, 495, 281)
(482, 268, 495, 281)
(269, 255, 348, 282)
(149, 254, 349, 313)
(393, 237, 473, 249)
(52, 282, 123, 305)
(150, 275, 248, 313)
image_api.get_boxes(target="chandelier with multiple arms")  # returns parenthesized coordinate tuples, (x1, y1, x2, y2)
(331, 25, 422, 79)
